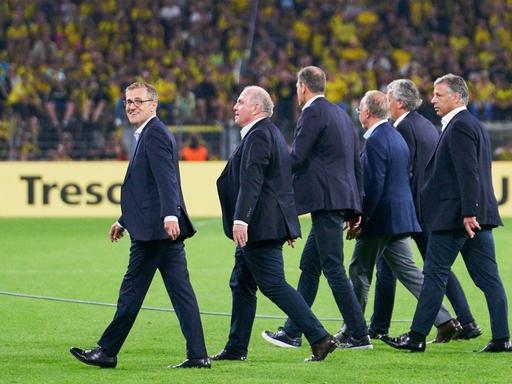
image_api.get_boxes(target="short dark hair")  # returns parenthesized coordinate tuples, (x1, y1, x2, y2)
(297, 66, 326, 93)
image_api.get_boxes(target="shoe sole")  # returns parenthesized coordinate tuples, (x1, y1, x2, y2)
(261, 331, 300, 348)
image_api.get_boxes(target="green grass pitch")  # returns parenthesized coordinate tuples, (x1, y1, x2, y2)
(1, 217, 512, 383)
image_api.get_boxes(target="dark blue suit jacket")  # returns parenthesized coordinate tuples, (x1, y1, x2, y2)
(421, 110, 502, 231)
(360, 121, 421, 237)
(396, 111, 439, 223)
(217, 118, 301, 243)
(291, 97, 362, 216)
(119, 117, 195, 241)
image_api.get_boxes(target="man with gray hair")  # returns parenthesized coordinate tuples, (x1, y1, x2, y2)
(347, 90, 456, 341)
(370, 79, 480, 342)
(214, 85, 337, 362)
(383, 74, 510, 352)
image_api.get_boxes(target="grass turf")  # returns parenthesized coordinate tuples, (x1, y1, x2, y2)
(1, 217, 512, 383)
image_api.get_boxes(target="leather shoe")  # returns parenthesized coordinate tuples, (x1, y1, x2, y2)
(305, 335, 338, 362)
(69, 347, 117, 368)
(452, 321, 482, 340)
(477, 340, 512, 352)
(210, 349, 247, 361)
(433, 319, 462, 343)
(170, 357, 211, 368)
(381, 333, 426, 352)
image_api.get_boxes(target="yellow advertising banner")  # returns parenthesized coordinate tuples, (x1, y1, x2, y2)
(0, 161, 511, 217)
(0, 161, 226, 217)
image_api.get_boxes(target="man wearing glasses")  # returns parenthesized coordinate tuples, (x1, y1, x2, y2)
(70, 82, 210, 369)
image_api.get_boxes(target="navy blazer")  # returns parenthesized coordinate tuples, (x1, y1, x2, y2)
(396, 111, 439, 223)
(291, 97, 362, 216)
(421, 110, 502, 231)
(217, 118, 301, 243)
(360, 121, 421, 237)
(119, 117, 195, 241)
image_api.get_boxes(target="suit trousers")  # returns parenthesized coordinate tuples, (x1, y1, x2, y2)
(411, 229, 509, 339)
(349, 235, 452, 327)
(98, 239, 207, 359)
(283, 210, 367, 339)
(224, 241, 328, 356)
(371, 230, 474, 333)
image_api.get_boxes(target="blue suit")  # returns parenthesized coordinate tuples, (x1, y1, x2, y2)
(281, 96, 368, 339)
(349, 121, 453, 326)
(371, 111, 475, 334)
(411, 109, 509, 339)
(217, 117, 328, 356)
(98, 117, 207, 359)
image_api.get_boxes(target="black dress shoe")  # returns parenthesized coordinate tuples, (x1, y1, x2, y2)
(69, 347, 117, 368)
(305, 335, 338, 362)
(433, 319, 462, 343)
(381, 333, 426, 352)
(477, 340, 512, 352)
(452, 321, 482, 340)
(210, 349, 247, 361)
(170, 357, 211, 368)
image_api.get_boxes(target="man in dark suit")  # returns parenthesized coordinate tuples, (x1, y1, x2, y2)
(213, 85, 337, 363)
(261, 66, 371, 350)
(347, 91, 457, 336)
(70, 82, 210, 369)
(370, 79, 479, 342)
(382, 74, 511, 353)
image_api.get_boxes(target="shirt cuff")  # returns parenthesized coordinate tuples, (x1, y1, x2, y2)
(164, 216, 178, 222)
(233, 220, 248, 226)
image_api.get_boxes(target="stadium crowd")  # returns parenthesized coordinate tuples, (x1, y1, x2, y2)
(0, 0, 511, 160)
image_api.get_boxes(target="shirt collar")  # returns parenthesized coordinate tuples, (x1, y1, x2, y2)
(240, 117, 266, 139)
(134, 114, 157, 138)
(302, 94, 325, 111)
(393, 111, 410, 127)
(441, 106, 466, 131)
(363, 119, 388, 140)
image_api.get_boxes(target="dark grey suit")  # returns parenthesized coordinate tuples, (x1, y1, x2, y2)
(98, 117, 207, 359)
(411, 109, 509, 339)
(281, 97, 368, 339)
(217, 117, 329, 356)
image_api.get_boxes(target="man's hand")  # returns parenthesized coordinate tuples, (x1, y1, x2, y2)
(463, 216, 481, 238)
(233, 223, 248, 248)
(345, 216, 362, 240)
(165, 221, 181, 240)
(109, 222, 125, 242)
(287, 239, 296, 248)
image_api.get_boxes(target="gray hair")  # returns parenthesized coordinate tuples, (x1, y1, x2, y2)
(363, 90, 390, 119)
(434, 73, 469, 105)
(244, 86, 274, 117)
(387, 79, 422, 111)
(125, 82, 158, 101)
(297, 66, 326, 93)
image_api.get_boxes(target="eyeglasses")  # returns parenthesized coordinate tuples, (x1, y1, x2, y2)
(123, 99, 154, 107)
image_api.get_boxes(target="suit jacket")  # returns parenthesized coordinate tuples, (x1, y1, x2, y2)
(119, 117, 195, 241)
(396, 111, 439, 223)
(421, 110, 502, 232)
(291, 97, 362, 216)
(217, 118, 301, 243)
(360, 121, 421, 237)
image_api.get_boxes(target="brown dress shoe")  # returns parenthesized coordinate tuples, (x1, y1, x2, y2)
(433, 319, 462, 343)
(305, 335, 338, 362)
